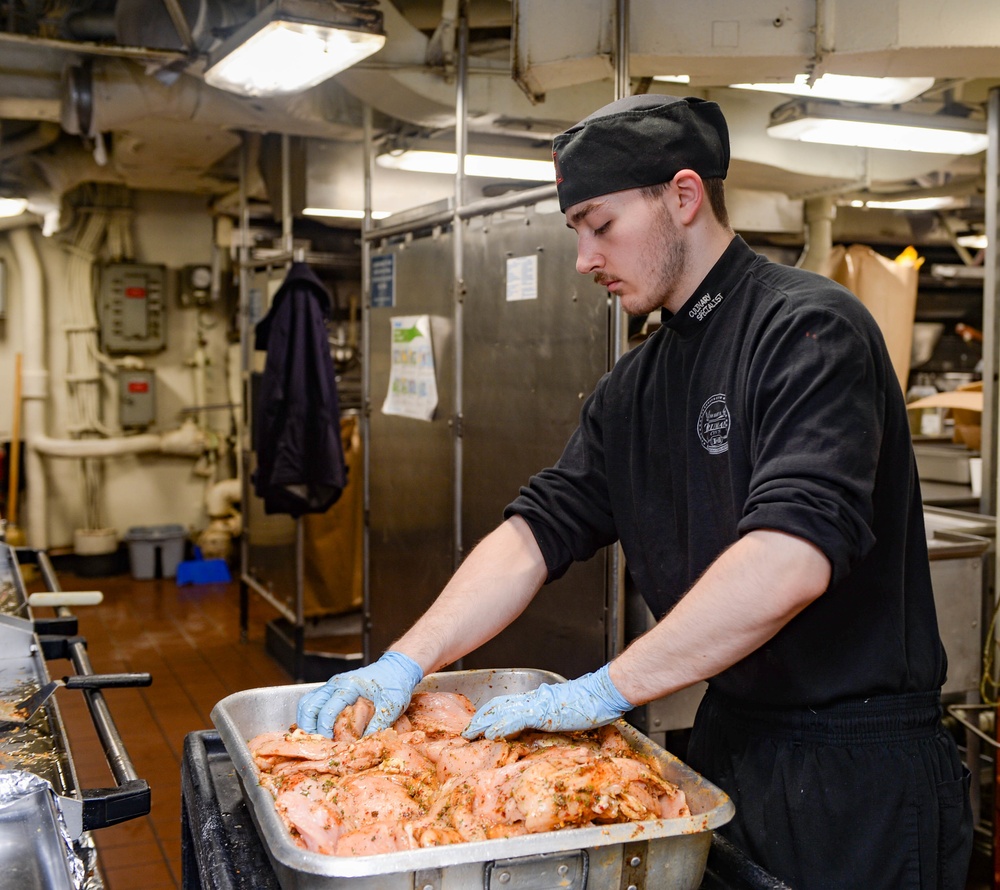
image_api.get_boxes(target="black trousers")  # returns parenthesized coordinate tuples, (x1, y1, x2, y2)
(686, 688, 973, 890)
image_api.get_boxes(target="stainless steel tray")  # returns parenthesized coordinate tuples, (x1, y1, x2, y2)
(0, 785, 78, 890)
(211, 669, 734, 890)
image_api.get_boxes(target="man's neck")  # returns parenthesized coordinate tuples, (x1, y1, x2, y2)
(663, 225, 736, 315)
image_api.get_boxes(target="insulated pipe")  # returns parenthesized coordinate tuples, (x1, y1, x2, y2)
(797, 195, 836, 273)
(33, 433, 163, 458)
(8, 226, 48, 549)
(32, 421, 207, 459)
(205, 477, 241, 518)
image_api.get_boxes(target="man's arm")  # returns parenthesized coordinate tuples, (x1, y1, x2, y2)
(297, 514, 548, 736)
(609, 528, 831, 704)
(461, 527, 831, 740)
(392, 515, 550, 675)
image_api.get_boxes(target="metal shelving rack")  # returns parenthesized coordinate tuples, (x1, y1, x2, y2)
(236, 134, 362, 682)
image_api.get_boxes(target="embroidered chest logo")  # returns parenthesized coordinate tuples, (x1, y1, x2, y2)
(688, 291, 723, 322)
(697, 393, 730, 454)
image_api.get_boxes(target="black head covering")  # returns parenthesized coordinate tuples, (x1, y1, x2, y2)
(552, 94, 730, 212)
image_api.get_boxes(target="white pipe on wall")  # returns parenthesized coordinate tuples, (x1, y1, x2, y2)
(206, 477, 241, 518)
(32, 419, 208, 459)
(8, 226, 49, 549)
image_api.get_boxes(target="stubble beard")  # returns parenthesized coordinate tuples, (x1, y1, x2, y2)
(603, 203, 689, 317)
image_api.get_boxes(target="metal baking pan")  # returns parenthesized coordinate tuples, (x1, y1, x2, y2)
(0, 785, 78, 890)
(211, 668, 735, 890)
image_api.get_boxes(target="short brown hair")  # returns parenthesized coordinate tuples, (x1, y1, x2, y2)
(640, 177, 730, 228)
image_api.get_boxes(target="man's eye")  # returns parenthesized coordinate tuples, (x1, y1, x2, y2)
(594, 221, 610, 235)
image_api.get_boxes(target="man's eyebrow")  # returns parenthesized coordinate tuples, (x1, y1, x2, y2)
(567, 201, 604, 229)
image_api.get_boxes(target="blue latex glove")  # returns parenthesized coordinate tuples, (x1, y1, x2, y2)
(296, 651, 423, 738)
(462, 664, 634, 740)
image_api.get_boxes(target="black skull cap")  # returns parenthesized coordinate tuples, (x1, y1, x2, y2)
(552, 94, 730, 212)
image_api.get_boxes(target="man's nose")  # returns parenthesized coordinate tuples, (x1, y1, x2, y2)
(576, 237, 602, 275)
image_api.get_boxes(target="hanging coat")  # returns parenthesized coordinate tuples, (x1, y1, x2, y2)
(252, 262, 347, 517)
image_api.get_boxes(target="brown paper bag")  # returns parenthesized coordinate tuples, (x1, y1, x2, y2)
(819, 244, 919, 394)
(302, 414, 364, 617)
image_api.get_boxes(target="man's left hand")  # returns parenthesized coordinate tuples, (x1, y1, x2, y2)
(462, 664, 634, 739)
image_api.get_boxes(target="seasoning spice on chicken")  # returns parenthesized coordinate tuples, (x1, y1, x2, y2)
(249, 691, 689, 856)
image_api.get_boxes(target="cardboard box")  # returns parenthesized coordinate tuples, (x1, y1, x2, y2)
(906, 381, 982, 451)
(820, 244, 919, 395)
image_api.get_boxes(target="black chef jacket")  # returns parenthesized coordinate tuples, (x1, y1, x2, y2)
(253, 262, 347, 518)
(506, 235, 945, 708)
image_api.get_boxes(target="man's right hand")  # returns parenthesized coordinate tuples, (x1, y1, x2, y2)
(295, 651, 423, 737)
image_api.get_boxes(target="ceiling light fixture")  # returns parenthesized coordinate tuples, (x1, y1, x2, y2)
(957, 233, 988, 249)
(376, 151, 555, 182)
(850, 196, 964, 211)
(204, 0, 386, 98)
(0, 197, 28, 219)
(767, 99, 988, 155)
(302, 207, 391, 220)
(731, 74, 933, 104)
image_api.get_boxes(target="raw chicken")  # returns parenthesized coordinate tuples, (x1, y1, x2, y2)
(249, 690, 690, 856)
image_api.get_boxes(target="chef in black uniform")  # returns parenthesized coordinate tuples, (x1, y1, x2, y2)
(298, 94, 972, 889)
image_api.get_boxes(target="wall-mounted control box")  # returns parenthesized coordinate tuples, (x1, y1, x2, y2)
(118, 368, 156, 428)
(99, 263, 167, 353)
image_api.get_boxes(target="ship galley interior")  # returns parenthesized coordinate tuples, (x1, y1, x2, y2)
(1, 1, 1000, 888)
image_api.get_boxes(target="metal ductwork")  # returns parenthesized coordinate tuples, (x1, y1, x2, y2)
(513, 0, 1000, 99)
(0, 0, 995, 219)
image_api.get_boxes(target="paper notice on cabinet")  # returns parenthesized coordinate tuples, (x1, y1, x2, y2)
(382, 315, 438, 421)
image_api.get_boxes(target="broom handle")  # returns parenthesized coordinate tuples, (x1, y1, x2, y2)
(8, 353, 22, 527)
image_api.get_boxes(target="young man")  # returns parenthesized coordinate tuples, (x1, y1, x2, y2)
(298, 94, 972, 889)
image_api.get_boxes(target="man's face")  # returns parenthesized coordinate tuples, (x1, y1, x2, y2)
(566, 186, 688, 316)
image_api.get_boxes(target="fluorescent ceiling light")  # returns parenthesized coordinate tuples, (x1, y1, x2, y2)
(0, 197, 27, 218)
(768, 100, 988, 155)
(957, 234, 988, 249)
(652, 75, 691, 85)
(204, 0, 386, 97)
(376, 151, 555, 182)
(731, 74, 933, 104)
(854, 196, 962, 211)
(303, 207, 390, 220)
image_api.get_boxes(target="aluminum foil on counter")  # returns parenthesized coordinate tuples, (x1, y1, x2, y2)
(0, 769, 84, 890)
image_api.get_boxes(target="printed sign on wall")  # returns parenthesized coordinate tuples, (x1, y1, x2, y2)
(371, 253, 396, 308)
(382, 315, 438, 421)
(505, 254, 538, 302)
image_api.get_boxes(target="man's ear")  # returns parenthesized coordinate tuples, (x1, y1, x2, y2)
(671, 169, 704, 225)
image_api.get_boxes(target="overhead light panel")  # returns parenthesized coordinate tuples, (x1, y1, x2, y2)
(204, 0, 386, 97)
(303, 207, 390, 220)
(957, 233, 988, 249)
(731, 74, 934, 104)
(849, 196, 964, 211)
(767, 100, 989, 155)
(376, 151, 555, 182)
(0, 197, 28, 218)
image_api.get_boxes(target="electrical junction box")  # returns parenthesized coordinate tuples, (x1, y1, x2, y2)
(118, 368, 156, 428)
(179, 263, 215, 307)
(99, 263, 167, 353)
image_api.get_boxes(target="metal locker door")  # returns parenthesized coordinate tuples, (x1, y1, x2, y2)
(460, 207, 612, 677)
(367, 231, 457, 656)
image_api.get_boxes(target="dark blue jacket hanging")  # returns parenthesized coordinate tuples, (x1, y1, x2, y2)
(252, 262, 347, 517)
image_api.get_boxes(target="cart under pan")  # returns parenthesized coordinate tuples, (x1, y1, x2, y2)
(211, 668, 735, 890)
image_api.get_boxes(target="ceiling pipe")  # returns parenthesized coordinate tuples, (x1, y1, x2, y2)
(797, 195, 836, 272)
(0, 121, 60, 162)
